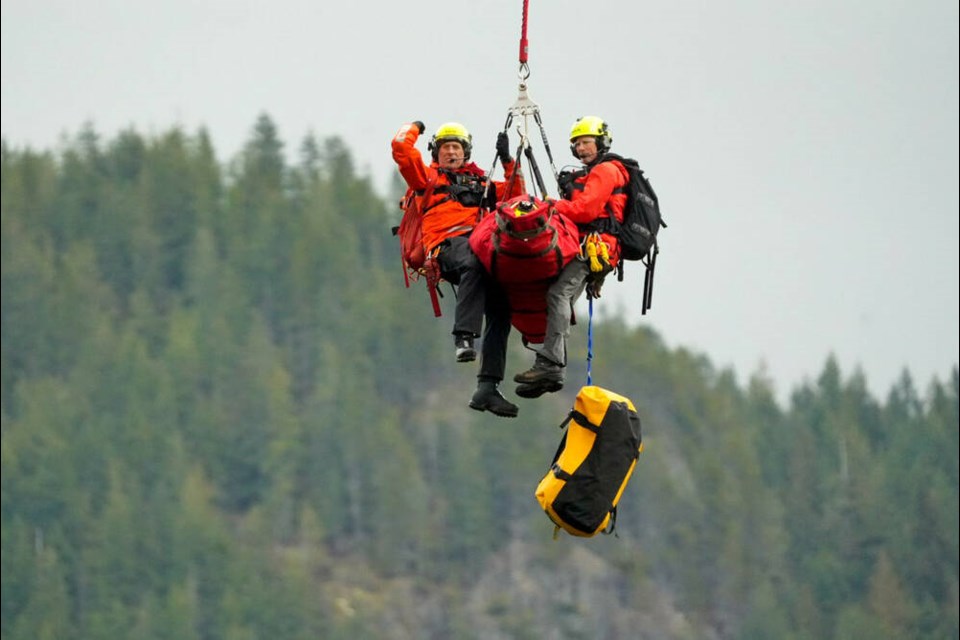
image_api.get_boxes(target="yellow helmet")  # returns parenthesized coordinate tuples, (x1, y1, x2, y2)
(429, 122, 473, 161)
(569, 115, 612, 158)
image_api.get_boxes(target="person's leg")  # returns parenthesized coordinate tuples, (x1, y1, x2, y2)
(478, 277, 510, 381)
(469, 277, 517, 417)
(515, 260, 589, 389)
(448, 237, 485, 337)
(539, 259, 590, 366)
(437, 236, 484, 362)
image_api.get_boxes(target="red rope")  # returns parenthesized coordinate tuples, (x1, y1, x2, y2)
(519, 0, 529, 64)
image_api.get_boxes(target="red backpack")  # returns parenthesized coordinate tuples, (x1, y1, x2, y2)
(470, 196, 581, 343)
(395, 178, 443, 316)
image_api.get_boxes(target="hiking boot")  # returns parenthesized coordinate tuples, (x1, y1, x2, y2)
(455, 334, 476, 363)
(515, 379, 564, 399)
(469, 381, 519, 418)
(513, 354, 564, 384)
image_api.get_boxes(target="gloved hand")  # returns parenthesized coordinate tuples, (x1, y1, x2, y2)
(496, 131, 512, 163)
(557, 170, 576, 199)
(413, 121, 425, 134)
(586, 273, 607, 299)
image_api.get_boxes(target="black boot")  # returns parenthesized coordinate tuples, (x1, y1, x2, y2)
(454, 333, 476, 363)
(469, 379, 519, 418)
(515, 378, 564, 399)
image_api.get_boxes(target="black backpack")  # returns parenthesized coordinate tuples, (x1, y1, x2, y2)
(559, 153, 666, 314)
(602, 153, 663, 261)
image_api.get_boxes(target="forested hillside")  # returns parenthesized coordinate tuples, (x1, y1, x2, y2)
(2, 115, 957, 639)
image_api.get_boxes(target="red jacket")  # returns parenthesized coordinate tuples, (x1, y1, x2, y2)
(392, 123, 525, 253)
(554, 159, 629, 265)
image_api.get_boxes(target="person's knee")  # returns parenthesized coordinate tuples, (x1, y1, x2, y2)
(547, 287, 569, 308)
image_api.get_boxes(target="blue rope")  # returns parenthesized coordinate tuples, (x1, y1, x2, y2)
(586, 295, 594, 386)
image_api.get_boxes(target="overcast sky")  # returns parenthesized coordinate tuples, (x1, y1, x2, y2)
(3, 0, 958, 403)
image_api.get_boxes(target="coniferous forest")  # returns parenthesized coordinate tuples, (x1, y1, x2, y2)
(2, 115, 958, 640)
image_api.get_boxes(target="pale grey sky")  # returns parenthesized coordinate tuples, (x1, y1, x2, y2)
(3, 0, 958, 402)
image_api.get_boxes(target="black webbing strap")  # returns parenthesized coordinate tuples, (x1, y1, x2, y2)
(551, 463, 573, 481)
(524, 145, 548, 199)
(558, 409, 601, 433)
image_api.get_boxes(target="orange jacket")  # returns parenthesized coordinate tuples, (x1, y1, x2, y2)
(554, 158, 629, 264)
(392, 123, 526, 253)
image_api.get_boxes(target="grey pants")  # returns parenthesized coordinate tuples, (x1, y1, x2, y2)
(537, 258, 591, 366)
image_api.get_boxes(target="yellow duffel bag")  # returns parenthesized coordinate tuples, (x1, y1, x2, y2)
(535, 386, 643, 537)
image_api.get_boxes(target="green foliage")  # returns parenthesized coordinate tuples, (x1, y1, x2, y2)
(2, 119, 957, 639)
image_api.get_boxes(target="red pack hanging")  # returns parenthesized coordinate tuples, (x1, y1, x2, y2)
(394, 176, 444, 317)
(469, 196, 581, 344)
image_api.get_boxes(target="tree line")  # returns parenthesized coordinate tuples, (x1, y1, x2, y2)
(2, 115, 957, 639)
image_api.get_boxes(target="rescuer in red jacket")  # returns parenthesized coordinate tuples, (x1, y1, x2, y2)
(514, 116, 629, 398)
(392, 121, 526, 416)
